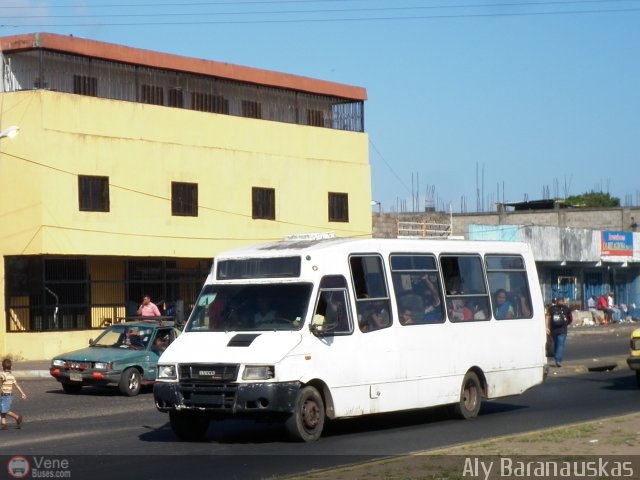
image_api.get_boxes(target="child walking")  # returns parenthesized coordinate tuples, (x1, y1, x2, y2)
(1, 358, 27, 430)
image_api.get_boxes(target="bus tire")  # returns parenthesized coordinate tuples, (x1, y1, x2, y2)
(285, 385, 325, 442)
(453, 371, 482, 419)
(169, 411, 210, 442)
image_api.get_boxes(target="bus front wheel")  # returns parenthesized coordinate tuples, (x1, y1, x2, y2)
(454, 371, 482, 419)
(169, 411, 210, 442)
(285, 385, 325, 442)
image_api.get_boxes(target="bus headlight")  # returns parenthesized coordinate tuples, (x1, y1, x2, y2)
(157, 364, 177, 380)
(243, 365, 274, 380)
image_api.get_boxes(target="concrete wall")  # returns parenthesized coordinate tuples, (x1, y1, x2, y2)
(453, 207, 640, 236)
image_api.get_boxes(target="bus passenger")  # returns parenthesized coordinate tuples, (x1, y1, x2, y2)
(400, 308, 414, 325)
(254, 297, 277, 325)
(359, 304, 389, 332)
(494, 289, 515, 319)
(421, 276, 443, 322)
(448, 298, 473, 321)
(513, 289, 532, 317)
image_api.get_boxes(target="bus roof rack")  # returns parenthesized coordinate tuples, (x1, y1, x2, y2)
(284, 232, 336, 241)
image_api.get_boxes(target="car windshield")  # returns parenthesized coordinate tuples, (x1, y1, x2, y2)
(92, 324, 155, 349)
(185, 283, 313, 332)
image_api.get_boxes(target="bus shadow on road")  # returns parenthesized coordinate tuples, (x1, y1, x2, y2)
(564, 370, 638, 391)
(138, 402, 527, 445)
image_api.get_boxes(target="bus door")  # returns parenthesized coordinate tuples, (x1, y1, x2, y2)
(349, 255, 398, 410)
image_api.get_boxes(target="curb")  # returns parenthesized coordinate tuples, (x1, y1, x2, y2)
(547, 357, 628, 377)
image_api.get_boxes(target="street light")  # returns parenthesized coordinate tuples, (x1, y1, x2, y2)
(0, 125, 20, 139)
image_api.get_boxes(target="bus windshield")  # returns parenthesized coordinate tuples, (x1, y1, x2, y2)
(185, 282, 313, 332)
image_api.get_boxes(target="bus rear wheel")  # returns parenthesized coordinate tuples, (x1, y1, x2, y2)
(454, 371, 482, 419)
(285, 385, 325, 442)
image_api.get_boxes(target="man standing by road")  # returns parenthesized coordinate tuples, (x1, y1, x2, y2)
(137, 294, 161, 317)
(547, 296, 573, 367)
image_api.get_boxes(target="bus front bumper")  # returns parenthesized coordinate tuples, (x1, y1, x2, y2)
(154, 381, 302, 415)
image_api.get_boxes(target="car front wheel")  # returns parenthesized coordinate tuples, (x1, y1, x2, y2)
(119, 367, 141, 396)
(61, 383, 82, 394)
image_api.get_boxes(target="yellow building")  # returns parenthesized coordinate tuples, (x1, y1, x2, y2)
(0, 33, 370, 360)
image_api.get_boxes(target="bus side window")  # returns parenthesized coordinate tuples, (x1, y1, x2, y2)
(350, 255, 392, 332)
(486, 255, 533, 319)
(390, 254, 444, 325)
(441, 255, 489, 322)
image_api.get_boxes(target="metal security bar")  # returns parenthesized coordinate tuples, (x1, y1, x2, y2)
(5, 255, 210, 332)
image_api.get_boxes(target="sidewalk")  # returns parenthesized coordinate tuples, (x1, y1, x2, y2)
(9, 360, 51, 378)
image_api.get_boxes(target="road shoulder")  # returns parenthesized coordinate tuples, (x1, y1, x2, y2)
(289, 412, 640, 479)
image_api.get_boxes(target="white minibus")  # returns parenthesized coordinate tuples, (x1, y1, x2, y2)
(154, 236, 546, 442)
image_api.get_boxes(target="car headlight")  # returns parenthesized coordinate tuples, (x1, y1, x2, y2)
(52, 359, 65, 367)
(157, 364, 177, 380)
(93, 362, 111, 370)
(243, 365, 274, 381)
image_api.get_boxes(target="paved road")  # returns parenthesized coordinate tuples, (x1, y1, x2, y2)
(2, 322, 637, 479)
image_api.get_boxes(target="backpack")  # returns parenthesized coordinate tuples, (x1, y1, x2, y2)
(550, 305, 568, 326)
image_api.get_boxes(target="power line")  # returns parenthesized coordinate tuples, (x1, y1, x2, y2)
(2, 2, 639, 26)
(2, 0, 638, 10)
(368, 138, 412, 196)
(2, 0, 639, 18)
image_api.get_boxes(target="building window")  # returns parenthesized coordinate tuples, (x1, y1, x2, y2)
(168, 88, 184, 108)
(141, 84, 164, 105)
(307, 109, 324, 127)
(78, 175, 110, 212)
(328, 192, 349, 222)
(73, 75, 98, 96)
(252, 187, 275, 220)
(191, 92, 229, 114)
(242, 100, 262, 119)
(171, 182, 198, 217)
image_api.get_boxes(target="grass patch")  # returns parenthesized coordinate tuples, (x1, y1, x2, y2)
(517, 424, 599, 443)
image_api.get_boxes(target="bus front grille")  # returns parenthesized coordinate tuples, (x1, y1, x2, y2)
(178, 363, 239, 382)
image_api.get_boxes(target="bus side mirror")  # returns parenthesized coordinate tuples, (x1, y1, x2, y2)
(310, 314, 326, 337)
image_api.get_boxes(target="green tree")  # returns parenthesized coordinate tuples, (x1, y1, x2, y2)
(565, 191, 620, 208)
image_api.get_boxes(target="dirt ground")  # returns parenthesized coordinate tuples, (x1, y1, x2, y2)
(288, 412, 640, 480)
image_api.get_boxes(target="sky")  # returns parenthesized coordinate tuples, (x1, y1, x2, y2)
(1, 0, 639, 213)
